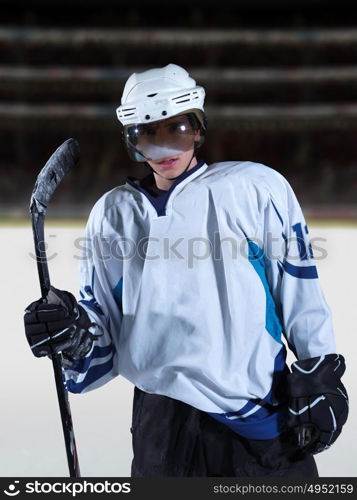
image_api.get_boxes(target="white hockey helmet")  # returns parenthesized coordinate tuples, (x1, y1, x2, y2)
(116, 63, 205, 126)
(116, 64, 207, 162)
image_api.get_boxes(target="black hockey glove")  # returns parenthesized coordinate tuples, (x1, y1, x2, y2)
(24, 285, 101, 361)
(287, 354, 349, 455)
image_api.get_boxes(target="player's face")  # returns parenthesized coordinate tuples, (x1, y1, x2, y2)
(126, 114, 201, 175)
(138, 115, 200, 179)
(145, 147, 198, 179)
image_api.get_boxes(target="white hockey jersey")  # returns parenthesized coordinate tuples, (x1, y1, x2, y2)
(64, 160, 336, 439)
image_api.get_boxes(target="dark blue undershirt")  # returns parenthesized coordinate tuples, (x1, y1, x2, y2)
(126, 160, 206, 217)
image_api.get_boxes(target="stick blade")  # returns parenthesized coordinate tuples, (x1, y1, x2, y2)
(30, 138, 80, 214)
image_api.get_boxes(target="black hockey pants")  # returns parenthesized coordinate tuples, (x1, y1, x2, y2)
(130, 386, 318, 477)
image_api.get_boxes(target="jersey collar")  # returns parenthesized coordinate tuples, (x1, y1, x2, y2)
(126, 160, 208, 217)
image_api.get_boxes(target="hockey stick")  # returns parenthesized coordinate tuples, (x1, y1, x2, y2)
(29, 138, 81, 477)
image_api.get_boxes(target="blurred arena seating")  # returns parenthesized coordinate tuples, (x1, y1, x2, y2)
(1, 0, 356, 218)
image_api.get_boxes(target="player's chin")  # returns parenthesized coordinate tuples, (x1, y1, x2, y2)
(152, 159, 184, 173)
(158, 165, 187, 179)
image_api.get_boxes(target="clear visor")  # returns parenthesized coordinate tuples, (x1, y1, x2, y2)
(124, 113, 200, 161)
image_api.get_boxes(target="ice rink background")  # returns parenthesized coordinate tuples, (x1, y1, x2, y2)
(1, 222, 356, 477)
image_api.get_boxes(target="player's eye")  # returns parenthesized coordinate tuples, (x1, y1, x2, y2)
(167, 122, 188, 133)
(137, 126, 155, 136)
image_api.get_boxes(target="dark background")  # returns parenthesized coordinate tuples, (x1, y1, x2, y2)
(1, 0, 357, 218)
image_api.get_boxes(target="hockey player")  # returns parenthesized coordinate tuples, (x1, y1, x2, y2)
(24, 64, 349, 477)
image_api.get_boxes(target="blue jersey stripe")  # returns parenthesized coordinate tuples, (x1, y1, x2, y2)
(207, 407, 288, 439)
(66, 356, 114, 393)
(270, 198, 284, 226)
(207, 347, 289, 438)
(247, 239, 283, 344)
(283, 261, 318, 279)
(113, 277, 123, 313)
(79, 298, 104, 317)
(68, 344, 114, 374)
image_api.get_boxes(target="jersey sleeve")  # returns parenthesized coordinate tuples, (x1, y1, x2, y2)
(63, 200, 122, 393)
(257, 168, 336, 360)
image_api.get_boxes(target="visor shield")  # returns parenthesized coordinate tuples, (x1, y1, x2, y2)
(124, 114, 200, 161)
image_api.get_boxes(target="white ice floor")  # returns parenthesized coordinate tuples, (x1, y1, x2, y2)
(0, 224, 356, 477)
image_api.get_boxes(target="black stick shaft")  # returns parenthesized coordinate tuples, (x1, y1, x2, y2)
(32, 213, 50, 296)
(31, 212, 80, 477)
